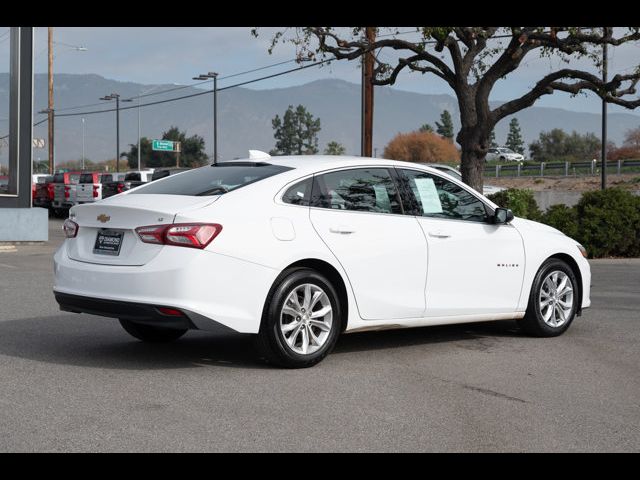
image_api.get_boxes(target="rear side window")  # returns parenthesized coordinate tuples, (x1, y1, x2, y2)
(130, 163, 292, 196)
(68, 174, 80, 184)
(282, 178, 313, 206)
(125, 172, 141, 181)
(312, 168, 402, 214)
(53, 173, 64, 183)
(100, 174, 112, 183)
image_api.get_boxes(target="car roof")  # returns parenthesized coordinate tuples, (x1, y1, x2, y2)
(224, 154, 455, 178)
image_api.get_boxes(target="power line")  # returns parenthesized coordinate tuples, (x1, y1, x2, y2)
(48, 58, 334, 119)
(50, 57, 306, 113)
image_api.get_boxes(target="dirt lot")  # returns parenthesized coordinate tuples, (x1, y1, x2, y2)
(488, 173, 640, 192)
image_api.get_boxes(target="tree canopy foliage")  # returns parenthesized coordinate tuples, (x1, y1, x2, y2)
(529, 128, 601, 162)
(254, 27, 640, 190)
(505, 118, 525, 154)
(123, 126, 208, 169)
(383, 130, 460, 164)
(270, 105, 321, 155)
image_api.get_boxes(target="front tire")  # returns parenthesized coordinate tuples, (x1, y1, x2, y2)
(255, 268, 342, 368)
(518, 258, 579, 337)
(119, 319, 187, 343)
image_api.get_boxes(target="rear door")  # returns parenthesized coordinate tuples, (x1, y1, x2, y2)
(309, 167, 427, 320)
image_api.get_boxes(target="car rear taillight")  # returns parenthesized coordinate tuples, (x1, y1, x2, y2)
(64, 186, 70, 198)
(63, 218, 79, 238)
(157, 307, 184, 316)
(135, 223, 222, 249)
(93, 185, 99, 198)
(48, 184, 55, 200)
(117, 182, 124, 193)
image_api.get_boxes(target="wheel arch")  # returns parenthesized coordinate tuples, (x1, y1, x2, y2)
(266, 258, 350, 332)
(547, 253, 584, 316)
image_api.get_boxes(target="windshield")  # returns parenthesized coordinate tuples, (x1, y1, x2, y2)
(129, 163, 292, 196)
(499, 148, 514, 153)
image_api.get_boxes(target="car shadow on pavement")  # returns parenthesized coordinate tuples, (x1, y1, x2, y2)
(0, 314, 264, 370)
(0, 313, 524, 370)
(334, 320, 523, 354)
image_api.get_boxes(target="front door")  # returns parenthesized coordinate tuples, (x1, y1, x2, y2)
(398, 168, 525, 317)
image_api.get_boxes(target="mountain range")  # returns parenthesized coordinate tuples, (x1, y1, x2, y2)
(1, 73, 639, 164)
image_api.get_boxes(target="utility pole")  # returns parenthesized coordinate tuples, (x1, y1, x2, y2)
(361, 27, 375, 158)
(47, 27, 54, 174)
(601, 27, 608, 190)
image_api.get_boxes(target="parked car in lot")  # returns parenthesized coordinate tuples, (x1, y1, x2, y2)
(0, 175, 8, 194)
(486, 147, 524, 162)
(54, 153, 591, 368)
(102, 170, 154, 199)
(34, 175, 55, 210)
(151, 167, 190, 181)
(76, 172, 105, 204)
(420, 163, 504, 196)
(52, 171, 82, 216)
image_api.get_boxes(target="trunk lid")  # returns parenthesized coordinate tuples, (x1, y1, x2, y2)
(67, 194, 219, 266)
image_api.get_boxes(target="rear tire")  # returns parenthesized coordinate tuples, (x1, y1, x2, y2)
(254, 268, 342, 368)
(518, 258, 579, 337)
(118, 319, 187, 343)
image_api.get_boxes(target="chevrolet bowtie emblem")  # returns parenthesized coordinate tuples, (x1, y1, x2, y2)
(97, 214, 111, 223)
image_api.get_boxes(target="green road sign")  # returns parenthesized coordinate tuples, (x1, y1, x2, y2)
(152, 139, 181, 152)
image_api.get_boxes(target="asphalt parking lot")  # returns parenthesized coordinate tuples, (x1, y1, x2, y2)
(0, 218, 638, 452)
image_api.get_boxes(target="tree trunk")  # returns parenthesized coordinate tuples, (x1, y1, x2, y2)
(459, 139, 486, 192)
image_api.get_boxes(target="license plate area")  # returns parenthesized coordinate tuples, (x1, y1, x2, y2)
(93, 229, 124, 256)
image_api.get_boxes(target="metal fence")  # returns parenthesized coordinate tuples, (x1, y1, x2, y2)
(485, 159, 640, 178)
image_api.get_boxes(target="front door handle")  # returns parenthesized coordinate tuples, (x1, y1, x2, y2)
(428, 230, 451, 238)
(329, 226, 356, 235)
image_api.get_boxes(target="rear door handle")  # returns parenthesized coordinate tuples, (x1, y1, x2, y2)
(329, 226, 356, 235)
(428, 230, 451, 238)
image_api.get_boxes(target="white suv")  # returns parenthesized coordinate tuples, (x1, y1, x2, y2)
(486, 147, 524, 162)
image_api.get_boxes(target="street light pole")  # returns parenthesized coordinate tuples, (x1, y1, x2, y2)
(81, 117, 85, 170)
(214, 73, 218, 165)
(193, 71, 219, 164)
(48, 27, 54, 174)
(99, 93, 121, 172)
(601, 27, 608, 191)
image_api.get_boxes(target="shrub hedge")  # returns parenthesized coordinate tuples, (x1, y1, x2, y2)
(488, 187, 640, 258)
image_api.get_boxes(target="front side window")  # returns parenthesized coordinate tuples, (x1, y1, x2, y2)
(282, 178, 313, 206)
(399, 169, 489, 222)
(130, 163, 292, 196)
(312, 168, 402, 214)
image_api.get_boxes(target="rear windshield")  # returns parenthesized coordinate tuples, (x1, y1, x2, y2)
(54, 173, 80, 184)
(124, 172, 141, 181)
(99, 174, 112, 183)
(130, 163, 292, 196)
(80, 173, 95, 183)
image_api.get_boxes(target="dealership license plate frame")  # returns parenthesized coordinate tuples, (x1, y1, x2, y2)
(93, 229, 124, 256)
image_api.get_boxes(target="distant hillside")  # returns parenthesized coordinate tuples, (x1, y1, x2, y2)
(1, 74, 639, 164)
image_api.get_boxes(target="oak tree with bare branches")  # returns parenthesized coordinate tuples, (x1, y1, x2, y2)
(253, 27, 640, 190)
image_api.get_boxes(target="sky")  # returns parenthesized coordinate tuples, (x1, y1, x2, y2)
(1, 26, 640, 120)
(16, 27, 640, 116)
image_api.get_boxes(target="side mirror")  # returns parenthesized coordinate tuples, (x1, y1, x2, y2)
(493, 207, 514, 224)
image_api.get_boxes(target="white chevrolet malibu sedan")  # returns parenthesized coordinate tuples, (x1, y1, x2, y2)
(54, 152, 591, 368)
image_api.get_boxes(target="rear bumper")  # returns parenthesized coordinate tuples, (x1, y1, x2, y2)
(53, 240, 278, 334)
(54, 291, 233, 332)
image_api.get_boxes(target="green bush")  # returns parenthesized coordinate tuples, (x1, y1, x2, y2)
(487, 188, 542, 221)
(574, 188, 640, 258)
(542, 204, 580, 239)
